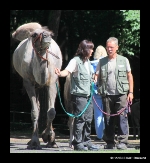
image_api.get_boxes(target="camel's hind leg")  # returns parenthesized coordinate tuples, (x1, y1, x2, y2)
(68, 116, 74, 148)
(64, 74, 74, 148)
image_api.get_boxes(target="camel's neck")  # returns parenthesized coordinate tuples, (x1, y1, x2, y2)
(33, 51, 50, 85)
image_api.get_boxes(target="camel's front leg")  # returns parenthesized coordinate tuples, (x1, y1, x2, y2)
(41, 84, 58, 148)
(23, 79, 41, 149)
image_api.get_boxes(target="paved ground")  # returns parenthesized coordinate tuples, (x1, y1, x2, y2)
(10, 129, 140, 153)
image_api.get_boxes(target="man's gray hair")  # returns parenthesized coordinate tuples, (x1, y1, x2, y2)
(106, 37, 118, 46)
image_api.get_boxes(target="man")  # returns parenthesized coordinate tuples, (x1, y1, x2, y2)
(94, 37, 134, 150)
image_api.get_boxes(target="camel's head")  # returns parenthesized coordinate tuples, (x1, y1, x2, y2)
(31, 28, 54, 52)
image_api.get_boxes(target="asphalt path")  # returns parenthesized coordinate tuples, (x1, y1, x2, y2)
(10, 134, 140, 153)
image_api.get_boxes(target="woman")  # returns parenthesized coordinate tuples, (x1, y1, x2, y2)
(90, 45, 107, 140)
(55, 40, 101, 151)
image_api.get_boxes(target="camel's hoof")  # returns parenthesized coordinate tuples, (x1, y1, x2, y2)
(46, 142, 58, 148)
(69, 143, 74, 149)
(27, 144, 42, 150)
(42, 132, 48, 143)
(42, 130, 56, 143)
(27, 140, 31, 145)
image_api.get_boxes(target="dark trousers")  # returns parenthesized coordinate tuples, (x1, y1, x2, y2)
(71, 95, 93, 147)
(102, 94, 129, 144)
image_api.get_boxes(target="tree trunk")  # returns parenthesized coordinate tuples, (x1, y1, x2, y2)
(48, 10, 61, 41)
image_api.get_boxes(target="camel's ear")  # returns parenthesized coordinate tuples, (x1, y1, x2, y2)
(49, 31, 54, 37)
(30, 31, 37, 38)
(42, 26, 54, 37)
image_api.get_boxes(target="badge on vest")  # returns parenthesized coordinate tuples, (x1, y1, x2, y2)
(118, 65, 124, 67)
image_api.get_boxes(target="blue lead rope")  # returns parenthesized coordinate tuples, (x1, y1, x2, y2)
(56, 82, 94, 118)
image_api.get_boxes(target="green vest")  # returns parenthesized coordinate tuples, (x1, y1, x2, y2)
(70, 56, 93, 97)
(98, 55, 129, 96)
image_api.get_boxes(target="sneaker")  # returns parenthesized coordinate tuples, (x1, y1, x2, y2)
(74, 144, 88, 151)
(116, 143, 127, 150)
(104, 144, 115, 149)
(86, 142, 102, 151)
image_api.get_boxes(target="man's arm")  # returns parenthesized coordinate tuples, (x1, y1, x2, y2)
(94, 73, 99, 83)
(127, 71, 134, 103)
(94, 60, 100, 83)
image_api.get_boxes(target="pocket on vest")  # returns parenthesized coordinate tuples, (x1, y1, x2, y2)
(98, 83, 106, 97)
(121, 80, 129, 92)
(118, 69, 126, 77)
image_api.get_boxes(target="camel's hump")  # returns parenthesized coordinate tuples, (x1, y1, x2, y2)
(12, 22, 42, 41)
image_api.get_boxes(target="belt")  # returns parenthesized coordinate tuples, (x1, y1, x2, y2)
(71, 94, 90, 99)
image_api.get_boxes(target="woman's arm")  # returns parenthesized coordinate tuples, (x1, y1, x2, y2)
(55, 68, 70, 77)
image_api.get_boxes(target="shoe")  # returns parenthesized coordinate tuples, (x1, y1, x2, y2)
(98, 144, 104, 149)
(116, 143, 127, 150)
(104, 144, 115, 149)
(74, 144, 88, 151)
(86, 142, 102, 151)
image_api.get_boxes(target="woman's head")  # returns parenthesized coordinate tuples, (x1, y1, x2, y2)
(93, 45, 107, 60)
(75, 40, 94, 62)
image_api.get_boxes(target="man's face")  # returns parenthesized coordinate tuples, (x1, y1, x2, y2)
(106, 41, 118, 56)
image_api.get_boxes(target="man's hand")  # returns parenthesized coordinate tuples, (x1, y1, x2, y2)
(94, 74, 98, 83)
(127, 93, 134, 103)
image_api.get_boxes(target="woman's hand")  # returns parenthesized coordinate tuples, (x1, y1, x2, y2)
(55, 68, 61, 76)
(55, 68, 69, 77)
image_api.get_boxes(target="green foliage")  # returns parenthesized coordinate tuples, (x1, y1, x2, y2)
(10, 10, 140, 57)
(110, 10, 140, 56)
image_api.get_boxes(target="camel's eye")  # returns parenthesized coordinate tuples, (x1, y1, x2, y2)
(43, 34, 47, 38)
(42, 32, 48, 38)
(31, 33, 37, 38)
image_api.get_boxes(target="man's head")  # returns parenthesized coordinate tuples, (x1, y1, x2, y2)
(106, 37, 119, 58)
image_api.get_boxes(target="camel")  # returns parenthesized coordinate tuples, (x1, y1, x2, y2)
(63, 74, 74, 148)
(12, 22, 62, 149)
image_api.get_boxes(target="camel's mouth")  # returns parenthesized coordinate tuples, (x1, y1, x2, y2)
(41, 35, 51, 48)
(41, 41, 51, 50)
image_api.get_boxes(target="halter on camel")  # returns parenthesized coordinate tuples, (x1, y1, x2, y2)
(32, 32, 60, 67)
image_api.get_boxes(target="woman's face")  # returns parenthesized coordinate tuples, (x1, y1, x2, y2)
(88, 49, 93, 58)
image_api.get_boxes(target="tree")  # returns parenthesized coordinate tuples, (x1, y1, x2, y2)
(110, 10, 140, 57)
(48, 10, 61, 41)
